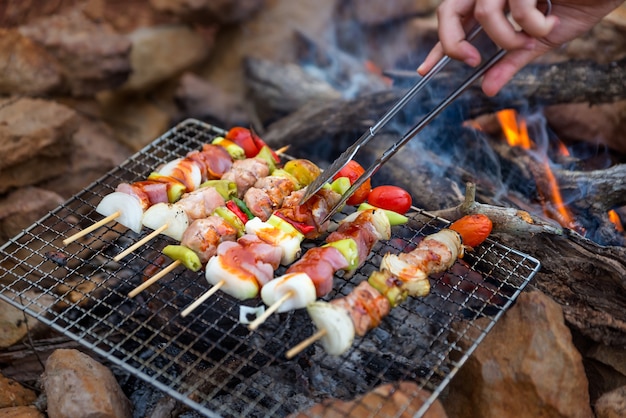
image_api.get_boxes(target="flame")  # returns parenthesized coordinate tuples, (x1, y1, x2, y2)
(538, 156, 578, 230)
(557, 140, 570, 157)
(608, 210, 624, 232)
(363, 60, 393, 87)
(497, 109, 531, 149)
(496, 109, 578, 230)
(462, 119, 483, 131)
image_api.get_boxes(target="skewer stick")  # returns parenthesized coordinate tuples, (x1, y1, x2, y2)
(128, 259, 181, 298)
(62, 211, 121, 246)
(181, 280, 225, 318)
(275, 145, 290, 155)
(248, 290, 294, 331)
(113, 224, 168, 262)
(285, 328, 327, 359)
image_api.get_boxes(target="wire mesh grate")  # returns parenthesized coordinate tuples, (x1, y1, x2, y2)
(0, 119, 540, 417)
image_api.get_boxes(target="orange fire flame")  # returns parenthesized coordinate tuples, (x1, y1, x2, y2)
(496, 109, 579, 230)
(608, 210, 624, 232)
(497, 109, 531, 149)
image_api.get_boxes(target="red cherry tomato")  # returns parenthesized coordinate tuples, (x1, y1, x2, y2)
(226, 127, 259, 158)
(449, 214, 493, 247)
(332, 160, 371, 205)
(367, 185, 412, 214)
(250, 129, 280, 163)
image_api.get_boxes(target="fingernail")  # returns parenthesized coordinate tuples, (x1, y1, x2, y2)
(417, 63, 425, 74)
(464, 57, 478, 67)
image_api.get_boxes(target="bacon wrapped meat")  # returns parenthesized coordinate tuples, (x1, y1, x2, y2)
(301, 214, 493, 357)
(258, 209, 392, 316)
(96, 141, 235, 233)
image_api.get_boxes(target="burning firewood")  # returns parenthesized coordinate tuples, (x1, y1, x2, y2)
(430, 182, 564, 237)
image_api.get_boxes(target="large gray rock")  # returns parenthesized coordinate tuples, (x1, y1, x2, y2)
(42, 349, 133, 418)
(340, 0, 440, 26)
(0, 29, 62, 96)
(0, 373, 37, 408)
(595, 385, 626, 418)
(0, 98, 78, 193)
(121, 24, 212, 92)
(0, 187, 64, 242)
(444, 290, 594, 418)
(150, 0, 264, 24)
(19, 9, 132, 97)
(295, 382, 448, 418)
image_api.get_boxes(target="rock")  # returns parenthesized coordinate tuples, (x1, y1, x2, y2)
(544, 102, 626, 155)
(19, 9, 132, 97)
(121, 24, 213, 92)
(0, 406, 45, 418)
(0, 374, 37, 408)
(0, 98, 78, 171)
(0, 29, 62, 96)
(0, 187, 64, 242)
(584, 342, 626, 401)
(0, 0, 81, 27)
(42, 349, 133, 418)
(243, 56, 342, 122)
(0, 98, 79, 194)
(82, 0, 176, 34)
(40, 116, 133, 199)
(294, 382, 448, 418)
(196, 0, 340, 104)
(97, 93, 172, 151)
(595, 385, 626, 418)
(149, 0, 264, 25)
(444, 290, 593, 418)
(340, 0, 440, 26)
(0, 294, 57, 348)
(175, 72, 249, 127)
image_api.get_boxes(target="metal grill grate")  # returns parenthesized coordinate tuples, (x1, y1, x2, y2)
(0, 119, 540, 417)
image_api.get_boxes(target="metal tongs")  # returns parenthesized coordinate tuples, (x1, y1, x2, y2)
(301, 0, 552, 223)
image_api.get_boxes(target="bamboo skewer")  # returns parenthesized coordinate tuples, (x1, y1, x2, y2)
(113, 224, 168, 262)
(181, 280, 225, 317)
(63, 211, 121, 246)
(286, 328, 327, 359)
(248, 290, 294, 331)
(128, 259, 181, 298)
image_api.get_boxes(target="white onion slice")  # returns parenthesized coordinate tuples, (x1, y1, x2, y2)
(245, 217, 303, 265)
(369, 208, 391, 240)
(306, 301, 354, 356)
(158, 158, 202, 190)
(239, 305, 265, 324)
(142, 202, 189, 241)
(261, 273, 316, 313)
(96, 192, 143, 234)
(205, 256, 259, 300)
(339, 208, 390, 240)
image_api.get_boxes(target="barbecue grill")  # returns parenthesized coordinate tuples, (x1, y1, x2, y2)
(0, 119, 540, 417)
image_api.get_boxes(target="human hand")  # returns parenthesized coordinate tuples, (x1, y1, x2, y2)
(418, 0, 624, 96)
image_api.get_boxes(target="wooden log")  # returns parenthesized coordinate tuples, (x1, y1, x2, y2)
(430, 183, 626, 346)
(243, 56, 342, 124)
(261, 57, 626, 148)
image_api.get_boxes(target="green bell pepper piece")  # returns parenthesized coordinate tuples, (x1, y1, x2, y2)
(358, 202, 408, 226)
(200, 180, 238, 200)
(162, 245, 202, 272)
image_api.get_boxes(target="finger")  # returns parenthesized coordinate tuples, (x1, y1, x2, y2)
(474, 0, 534, 51)
(509, 0, 559, 37)
(481, 48, 543, 96)
(417, 42, 445, 75)
(436, 0, 482, 66)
